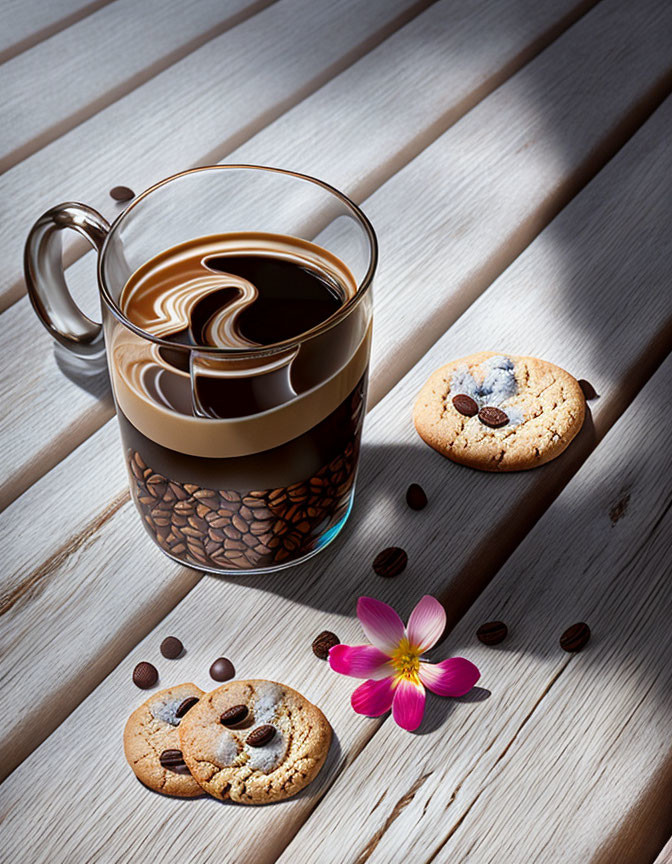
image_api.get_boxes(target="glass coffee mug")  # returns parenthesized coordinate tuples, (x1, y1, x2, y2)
(25, 165, 376, 574)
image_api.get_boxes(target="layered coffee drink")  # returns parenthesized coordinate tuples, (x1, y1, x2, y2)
(108, 232, 371, 572)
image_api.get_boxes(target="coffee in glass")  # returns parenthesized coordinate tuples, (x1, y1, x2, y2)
(24, 166, 376, 574)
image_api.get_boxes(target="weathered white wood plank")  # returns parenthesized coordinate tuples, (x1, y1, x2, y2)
(1, 82, 671, 863)
(0, 0, 113, 64)
(278, 357, 672, 864)
(2, 0, 663, 510)
(0, 0, 274, 171)
(0, 0, 432, 310)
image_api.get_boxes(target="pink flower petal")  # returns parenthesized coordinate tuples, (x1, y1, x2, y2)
(419, 658, 480, 697)
(328, 644, 394, 679)
(351, 677, 396, 716)
(357, 596, 405, 652)
(406, 595, 446, 652)
(392, 678, 426, 731)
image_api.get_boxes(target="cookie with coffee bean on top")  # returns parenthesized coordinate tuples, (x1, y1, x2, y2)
(178, 679, 332, 804)
(413, 352, 585, 471)
(124, 683, 205, 797)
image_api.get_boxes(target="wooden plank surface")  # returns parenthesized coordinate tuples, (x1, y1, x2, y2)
(0, 0, 274, 171)
(3, 0, 671, 774)
(278, 360, 672, 864)
(3, 0, 666, 511)
(2, 87, 671, 863)
(0, 0, 114, 64)
(0, 0, 432, 311)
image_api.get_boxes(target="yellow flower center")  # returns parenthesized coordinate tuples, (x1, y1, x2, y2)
(390, 638, 421, 684)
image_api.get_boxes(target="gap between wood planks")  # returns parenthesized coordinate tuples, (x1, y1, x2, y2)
(0, 0, 116, 65)
(654, 836, 672, 864)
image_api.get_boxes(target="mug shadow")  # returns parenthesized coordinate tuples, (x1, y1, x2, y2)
(217, 403, 597, 625)
(53, 342, 111, 400)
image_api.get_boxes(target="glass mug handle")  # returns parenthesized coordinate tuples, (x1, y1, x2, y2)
(24, 202, 110, 356)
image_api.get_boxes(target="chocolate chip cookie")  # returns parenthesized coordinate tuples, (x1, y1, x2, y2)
(123, 683, 204, 797)
(178, 679, 332, 804)
(413, 352, 585, 471)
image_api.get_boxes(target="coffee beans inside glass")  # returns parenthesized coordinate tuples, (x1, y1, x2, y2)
(25, 166, 377, 573)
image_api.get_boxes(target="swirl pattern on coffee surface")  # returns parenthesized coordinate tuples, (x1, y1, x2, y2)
(111, 233, 366, 455)
(119, 232, 355, 351)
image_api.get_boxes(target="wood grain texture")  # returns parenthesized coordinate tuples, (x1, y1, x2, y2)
(0, 0, 274, 170)
(0, 0, 432, 310)
(277, 359, 672, 864)
(0, 0, 114, 64)
(3, 0, 665, 510)
(2, 84, 671, 862)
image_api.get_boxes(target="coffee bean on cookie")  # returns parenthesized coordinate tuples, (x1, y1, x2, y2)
(372, 547, 408, 578)
(210, 657, 235, 681)
(478, 406, 509, 428)
(220, 704, 249, 726)
(452, 394, 479, 417)
(477, 621, 508, 645)
(124, 683, 204, 796)
(405, 483, 428, 511)
(159, 748, 185, 767)
(560, 622, 590, 652)
(312, 630, 340, 660)
(132, 661, 158, 689)
(160, 636, 184, 659)
(246, 725, 276, 747)
(175, 697, 199, 718)
(110, 185, 135, 201)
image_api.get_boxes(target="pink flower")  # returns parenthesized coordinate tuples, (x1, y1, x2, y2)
(329, 595, 480, 731)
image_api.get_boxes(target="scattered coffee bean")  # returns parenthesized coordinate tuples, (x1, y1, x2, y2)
(372, 546, 408, 578)
(478, 406, 509, 428)
(476, 621, 508, 645)
(405, 483, 428, 511)
(312, 630, 340, 660)
(132, 661, 158, 689)
(210, 657, 235, 681)
(246, 724, 275, 747)
(220, 704, 249, 726)
(578, 379, 599, 400)
(160, 636, 183, 659)
(452, 394, 479, 417)
(109, 185, 135, 201)
(175, 697, 199, 718)
(560, 622, 591, 652)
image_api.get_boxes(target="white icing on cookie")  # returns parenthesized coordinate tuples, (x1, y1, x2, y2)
(480, 355, 517, 404)
(252, 682, 283, 724)
(450, 355, 522, 427)
(246, 729, 288, 773)
(214, 730, 240, 766)
(149, 695, 181, 727)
